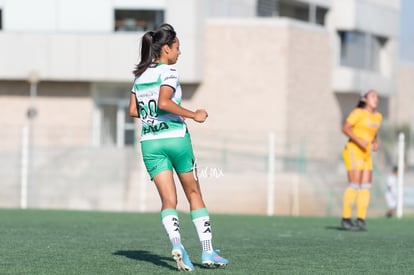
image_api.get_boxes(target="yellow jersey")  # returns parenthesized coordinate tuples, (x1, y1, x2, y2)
(346, 108, 382, 144)
(343, 108, 382, 171)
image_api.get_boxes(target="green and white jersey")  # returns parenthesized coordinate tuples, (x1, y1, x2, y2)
(132, 62, 186, 141)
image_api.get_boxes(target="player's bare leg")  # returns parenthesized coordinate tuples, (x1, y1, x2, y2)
(355, 170, 372, 231)
(154, 171, 194, 271)
(341, 170, 362, 230)
(178, 171, 228, 268)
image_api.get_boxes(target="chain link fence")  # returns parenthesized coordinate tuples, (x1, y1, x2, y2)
(1, 124, 414, 217)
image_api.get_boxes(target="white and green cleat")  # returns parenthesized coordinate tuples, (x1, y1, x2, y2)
(172, 245, 194, 272)
(201, 250, 228, 268)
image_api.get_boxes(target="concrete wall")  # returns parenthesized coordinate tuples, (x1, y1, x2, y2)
(285, 25, 339, 159)
(166, 0, 206, 82)
(0, 0, 204, 83)
(390, 63, 414, 127)
(206, 0, 257, 17)
(332, 0, 400, 36)
(0, 81, 92, 149)
(188, 18, 338, 159)
(0, 33, 139, 82)
(189, 18, 291, 137)
(1, 0, 166, 32)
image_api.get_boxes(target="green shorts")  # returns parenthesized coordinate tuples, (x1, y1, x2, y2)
(141, 132, 195, 179)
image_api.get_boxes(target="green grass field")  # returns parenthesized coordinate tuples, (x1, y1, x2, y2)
(1, 209, 413, 274)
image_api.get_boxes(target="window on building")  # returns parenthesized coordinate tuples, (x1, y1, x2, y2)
(114, 9, 164, 32)
(92, 85, 137, 148)
(370, 36, 388, 72)
(94, 100, 136, 147)
(124, 114, 136, 146)
(257, 0, 328, 26)
(339, 31, 366, 70)
(0, 9, 2, 30)
(315, 6, 328, 25)
(257, 0, 278, 17)
(339, 31, 388, 71)
(279, 0, 309, 22)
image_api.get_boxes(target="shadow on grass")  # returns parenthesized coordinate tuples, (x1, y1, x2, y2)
(113, 250, 177, 271)
(325, 226, 348, 231)
(113, 250, 207, 271)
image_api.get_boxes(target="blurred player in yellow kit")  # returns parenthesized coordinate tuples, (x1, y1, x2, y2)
(341, 90, 382, 231)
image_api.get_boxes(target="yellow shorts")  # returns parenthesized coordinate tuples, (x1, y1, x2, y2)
(342, 142, 372, 171)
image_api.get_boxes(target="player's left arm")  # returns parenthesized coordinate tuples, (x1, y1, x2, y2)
(158, 85, 208, 123)
(372, 113, 383, 152)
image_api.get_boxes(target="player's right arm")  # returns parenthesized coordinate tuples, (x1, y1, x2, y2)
(128, 93, 139, 118)
(342, 121, 368, 150)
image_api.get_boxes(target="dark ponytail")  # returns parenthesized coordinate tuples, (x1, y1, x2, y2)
(356, 91, 369, 108)
(133, 31, 154, 77)
(356, 99, 366, 108)
(133, 24, 177, 77)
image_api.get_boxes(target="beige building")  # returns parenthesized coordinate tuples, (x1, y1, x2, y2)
(1, 0, 413, 215)
(190, 19, 339, 160)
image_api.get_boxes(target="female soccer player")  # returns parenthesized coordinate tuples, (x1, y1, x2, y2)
(341, 90, 382, 231)
(128, 23, 228, 271)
